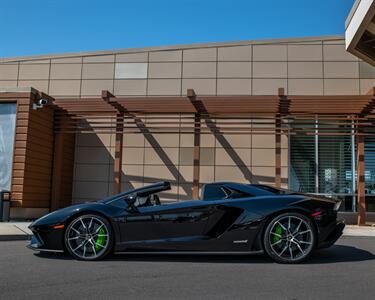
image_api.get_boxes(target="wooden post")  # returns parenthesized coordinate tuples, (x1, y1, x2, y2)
(357, 134, 366, 225)
(275, 117, 281, 189)
(51, 131, 64, 211)
(275, 88, 286, 189)
(193, 113, 201, 199)
(114, 113, 124, 194)
(188, 89, 201, 199)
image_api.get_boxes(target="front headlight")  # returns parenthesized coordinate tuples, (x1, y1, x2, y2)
(334, 200, 342, 211)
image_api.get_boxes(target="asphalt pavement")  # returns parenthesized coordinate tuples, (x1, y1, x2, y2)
(0, 237, 374, 300)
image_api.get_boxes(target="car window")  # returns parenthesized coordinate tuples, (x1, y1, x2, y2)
(225, 187, 251, 199)
(203, 185, 228, 200)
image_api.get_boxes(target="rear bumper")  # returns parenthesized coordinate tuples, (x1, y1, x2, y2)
(317, 220, 345, 249)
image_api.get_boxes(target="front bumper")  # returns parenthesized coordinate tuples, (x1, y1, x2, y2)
(317, 220, 345, 249)
(27, 235, 63, 253)
(27, 226, 65, 253)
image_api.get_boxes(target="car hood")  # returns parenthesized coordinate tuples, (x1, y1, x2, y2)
(29, 203, 108, 228)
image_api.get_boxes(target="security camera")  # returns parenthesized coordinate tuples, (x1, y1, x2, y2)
(32, 98, 48, 110)
(38, 99, 48, 105)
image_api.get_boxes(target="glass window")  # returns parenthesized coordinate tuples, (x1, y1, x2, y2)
(290, 120, 361, 212)
(202, 185, 228, 200)
(365, 136, 375, 212)
(318, 136, 352, 195)
(0, 103, 16, 191)
(290, 134, 316, 193)
(115, 63, 148, 79)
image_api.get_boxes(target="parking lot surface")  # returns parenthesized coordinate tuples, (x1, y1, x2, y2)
(0, 237, 374, 300)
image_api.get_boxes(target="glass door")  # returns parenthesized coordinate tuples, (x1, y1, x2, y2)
(0, 103, 17, 190)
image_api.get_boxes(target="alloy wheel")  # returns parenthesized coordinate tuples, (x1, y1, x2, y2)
(66, 215, 110, 260)
(268, 215, 314, 262)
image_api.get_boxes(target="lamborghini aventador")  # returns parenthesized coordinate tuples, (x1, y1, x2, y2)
(28, 181, 345, 263)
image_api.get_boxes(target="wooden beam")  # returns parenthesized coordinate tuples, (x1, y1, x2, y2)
(51, 132, 63, 211)
(275, 88, 286, 188)
(101, 91, 125, 194)
(188, 89, 201, 199)
(360, 87, 375, 116)
(275, 118, 282, 189)
(114, 113, 124, 194)
(357, 134, 366, 225)
(192, 113, 201, 199)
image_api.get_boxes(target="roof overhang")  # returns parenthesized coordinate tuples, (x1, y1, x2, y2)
(346, 0, 375, 66)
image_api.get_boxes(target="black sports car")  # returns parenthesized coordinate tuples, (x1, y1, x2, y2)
(28, 181, 345, 263)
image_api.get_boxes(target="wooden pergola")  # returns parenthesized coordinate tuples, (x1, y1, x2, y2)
(50, 88, 375, 225)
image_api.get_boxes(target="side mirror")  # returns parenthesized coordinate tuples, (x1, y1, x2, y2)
(126, 194, 138, 211)
(126, 193, 137, 204)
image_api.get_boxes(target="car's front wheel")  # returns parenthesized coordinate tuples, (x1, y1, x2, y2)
(64, 214, 113, 261)
(263, 212, 315, 264)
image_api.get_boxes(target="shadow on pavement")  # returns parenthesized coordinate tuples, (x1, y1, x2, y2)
(308, 245, 375, 264)
(34, 244, 374, 264)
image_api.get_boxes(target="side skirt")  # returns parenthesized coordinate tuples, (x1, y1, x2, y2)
(115, 250, 264, 255)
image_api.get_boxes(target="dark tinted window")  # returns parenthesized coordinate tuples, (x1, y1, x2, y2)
(225, 188, 251, 199)
(203, 185, 228, 200)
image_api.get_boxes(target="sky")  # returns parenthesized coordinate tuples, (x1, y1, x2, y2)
(0, 0, 355, 58)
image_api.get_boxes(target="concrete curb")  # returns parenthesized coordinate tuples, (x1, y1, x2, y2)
(0, 222, 32, 241)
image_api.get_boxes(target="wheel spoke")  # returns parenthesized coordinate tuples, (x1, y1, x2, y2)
(71, 227, 81, 235)
(270, 232, 282, 238)
(83, 244, 86, 257)
(95, 224, 104, 234)
(95, 242, 105, 249)
(88, 218, 93, 231)
(277, 221, 287, 231)
(293, 241, 305, 254)
(68, 236, 81, 241)
(288, 216, 291, 231)
(298, 240, 312, 245)
(73, 240, 86, 252)
(271, 239, 283, 246)
(278, 244, 288, 257)
(80, 218, 87, 231)
(295, 229, 311, 236)
(289, 243, 293, 260)
(90, 241, 97, 256)
(293, 220, 303, 235)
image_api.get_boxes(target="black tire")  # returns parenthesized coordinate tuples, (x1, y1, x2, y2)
(263, 212, 316, 264)
(64, 214, 113, 261)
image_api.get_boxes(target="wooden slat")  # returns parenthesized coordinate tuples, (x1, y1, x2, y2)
(114, 113, 124, 194)
(357, 134, 366, 225)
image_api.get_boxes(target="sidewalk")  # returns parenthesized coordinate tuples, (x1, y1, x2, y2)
(0, 222, 32, 241)
(0, 222, 374, 241)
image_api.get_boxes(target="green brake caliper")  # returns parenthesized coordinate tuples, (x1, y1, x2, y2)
(95, 227, 107, 251)
(273, 224, 283, 244)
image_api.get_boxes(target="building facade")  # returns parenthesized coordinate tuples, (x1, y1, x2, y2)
(1, 35, 375, 220)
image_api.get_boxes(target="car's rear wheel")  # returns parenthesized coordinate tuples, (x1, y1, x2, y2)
(263, 212, 315, 264)
(64, 214, 113, 261)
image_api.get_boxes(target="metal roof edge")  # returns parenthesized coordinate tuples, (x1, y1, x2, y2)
(0, 35, 344, 63)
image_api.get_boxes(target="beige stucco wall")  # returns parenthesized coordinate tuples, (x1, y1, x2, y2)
(1, 36, 374, 202)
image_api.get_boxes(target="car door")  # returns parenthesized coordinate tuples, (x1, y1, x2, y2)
(152, 200, 212, 241)
(118, 205, 162, 243)
(119, 200, 213, 248)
